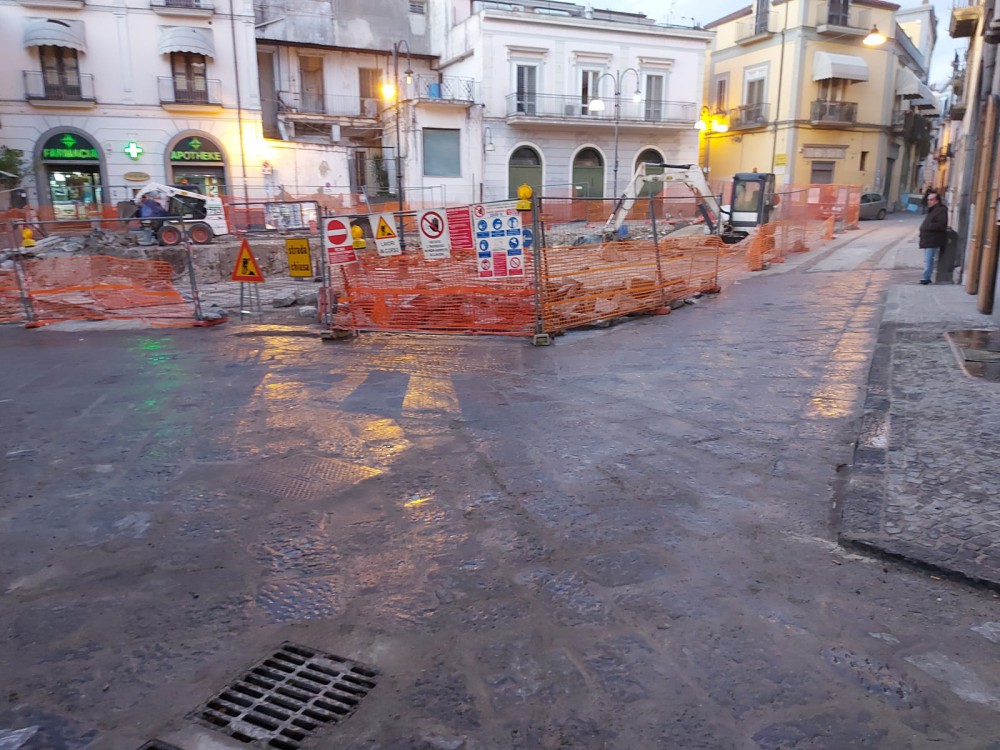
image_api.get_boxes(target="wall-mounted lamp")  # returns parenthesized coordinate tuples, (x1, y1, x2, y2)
(484, 127, 496, 152)
(694, 106, 729, 133)
(862, 25, 887, 46)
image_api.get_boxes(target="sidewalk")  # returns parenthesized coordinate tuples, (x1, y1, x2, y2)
(840, 274, 1000, 586)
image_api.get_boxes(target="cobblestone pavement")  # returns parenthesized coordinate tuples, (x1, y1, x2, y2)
(840, 282, 1000, 585)
(2, 213, 999, 749)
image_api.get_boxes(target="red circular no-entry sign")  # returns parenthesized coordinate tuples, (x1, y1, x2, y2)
(326, 218, 350, 247)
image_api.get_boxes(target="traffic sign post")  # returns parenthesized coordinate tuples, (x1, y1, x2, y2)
(325, 217, 358, 266)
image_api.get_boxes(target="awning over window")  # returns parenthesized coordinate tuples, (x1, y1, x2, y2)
(812, 51, 869, 82)
(24, 18, 86, 53)
(913, 93, 940, 115)
(895, 67, 923, 98)
(158, 26, 215, 58)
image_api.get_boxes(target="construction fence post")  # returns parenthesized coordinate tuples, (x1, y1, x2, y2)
(530, 195, 551, 346)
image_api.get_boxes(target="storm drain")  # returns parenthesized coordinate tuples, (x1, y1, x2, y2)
(193, 642, 378, 750)
(947, 329, 1000, 382)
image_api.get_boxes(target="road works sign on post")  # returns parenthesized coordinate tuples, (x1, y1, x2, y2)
(231, 238, 264, 282)
(473, 201, 524, 279)
(369, 213, 402, 256)
(285, 238, 313, 277)
(325, 217, 357, 266)
(417, 209, 451, 259)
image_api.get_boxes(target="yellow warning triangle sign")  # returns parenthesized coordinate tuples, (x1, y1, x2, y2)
(231, 238, 265, 282)
(375, 216, 397, 239)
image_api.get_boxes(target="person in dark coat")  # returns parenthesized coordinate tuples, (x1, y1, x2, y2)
(918, 190, 948, 285)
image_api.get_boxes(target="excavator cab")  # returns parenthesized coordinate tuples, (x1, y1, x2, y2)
(730, 173, 776, 229)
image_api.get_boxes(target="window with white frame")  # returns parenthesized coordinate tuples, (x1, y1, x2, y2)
(581, 68, 601, 115)
(744, 65, 767, 106)
(423, 128, 460, 177)
(515, 64, 538, 114)
(644, 74, 664, 120)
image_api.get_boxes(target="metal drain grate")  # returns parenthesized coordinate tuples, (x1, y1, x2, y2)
(235, 456, 382, 501)
(193, 642, 378, 749)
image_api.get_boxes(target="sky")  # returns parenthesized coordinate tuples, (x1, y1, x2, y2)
(604, 0, 963, 89)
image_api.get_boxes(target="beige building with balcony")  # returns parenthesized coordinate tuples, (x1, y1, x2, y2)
(703, 0, 938, 206)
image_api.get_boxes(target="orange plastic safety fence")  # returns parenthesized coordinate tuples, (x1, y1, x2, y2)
(15, 255, 196, 327)
(328, 248, 536, 336)
(538, 235, 730, 333)
(0, 269, 25, 324)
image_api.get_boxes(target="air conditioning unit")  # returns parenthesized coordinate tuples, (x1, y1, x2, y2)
(331, 124, 341, 142)
(565, 103, 581, 116)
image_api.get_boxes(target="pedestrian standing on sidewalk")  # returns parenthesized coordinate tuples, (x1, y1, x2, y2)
(919, 190, 948, 285)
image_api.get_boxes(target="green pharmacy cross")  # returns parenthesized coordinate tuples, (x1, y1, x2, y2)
(124, 140, 144, 160)
(61, 134, 76, 148)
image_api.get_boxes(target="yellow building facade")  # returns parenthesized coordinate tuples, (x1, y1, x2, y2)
(703, 0, 937, 205)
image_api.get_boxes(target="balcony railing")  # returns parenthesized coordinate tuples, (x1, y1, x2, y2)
(730, 102, 770, 128)
(811, 99, 857, 123)
(505, 92, 697, 124)
(158, 76, 222, 105)
(151, 0, 214, 10)
(408, 74, 479, 104)
(736, 12, 776, 40)
(23, 71, 96, 102)
(277, 91, 381, 117)
(815, 2, 871, 31)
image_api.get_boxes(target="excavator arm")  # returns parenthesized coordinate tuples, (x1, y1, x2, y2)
(602, 163, 726, 238)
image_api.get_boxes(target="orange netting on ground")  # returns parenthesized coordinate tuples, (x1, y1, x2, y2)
(328, 247, 536, 336)
(8, 255, 196, 327)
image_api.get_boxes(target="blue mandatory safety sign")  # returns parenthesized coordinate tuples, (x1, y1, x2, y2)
(508, 236, 520, 249)
(479, 239, 490, 251)
(522, 228, 533, 248)
(477, 219, 489, 232)
(492, 218, 504, 230)
(508, 217, 519, 229)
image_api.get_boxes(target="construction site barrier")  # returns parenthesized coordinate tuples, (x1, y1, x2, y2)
(2, 254, 197, 328)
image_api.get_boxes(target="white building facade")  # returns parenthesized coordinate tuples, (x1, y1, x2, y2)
(0, 0, 263, 215)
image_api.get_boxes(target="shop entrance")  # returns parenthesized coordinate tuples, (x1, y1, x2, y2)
(39, 131, 103, 218)
(169, 135, 227, 196)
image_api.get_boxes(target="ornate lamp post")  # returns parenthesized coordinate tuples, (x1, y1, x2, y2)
(382, 41, 413, 211)
(587, 67, 641, 197)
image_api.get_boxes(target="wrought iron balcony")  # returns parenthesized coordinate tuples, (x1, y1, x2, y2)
(23, 71, 96, 103)
(505, 92, 697, 126)
(407, 74, 479, 105)
(736, 12, 776, 42)
(151, 0, 214, 12)
(730, 102, 770, 129)
(810, 99, 857, 124)
(158, 76, 222, 105)
(277, 91, 381, 118)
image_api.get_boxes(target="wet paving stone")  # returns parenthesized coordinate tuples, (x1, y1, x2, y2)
(255, 577, 344, 622)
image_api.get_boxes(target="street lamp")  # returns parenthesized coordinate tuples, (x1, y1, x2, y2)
(587, 67, 641, 197)
(382, 41, 413, 211)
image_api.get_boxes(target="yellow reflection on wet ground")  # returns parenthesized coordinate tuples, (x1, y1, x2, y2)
(402, 375, 460, 416)
(403, 495, 432, 508)
(805, 313, 879, 419)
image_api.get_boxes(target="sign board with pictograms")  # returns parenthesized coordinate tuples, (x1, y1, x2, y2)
(324, 217, 357, 266)
(472, 201, 524, 279)
(285, 238, 313, 277)
(417, 209, 451, 259)
(368, 213, 401, 256)
(231, 238, 265, 282)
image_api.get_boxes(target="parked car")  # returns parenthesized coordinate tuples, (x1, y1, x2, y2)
(859, 192, 888, 220)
